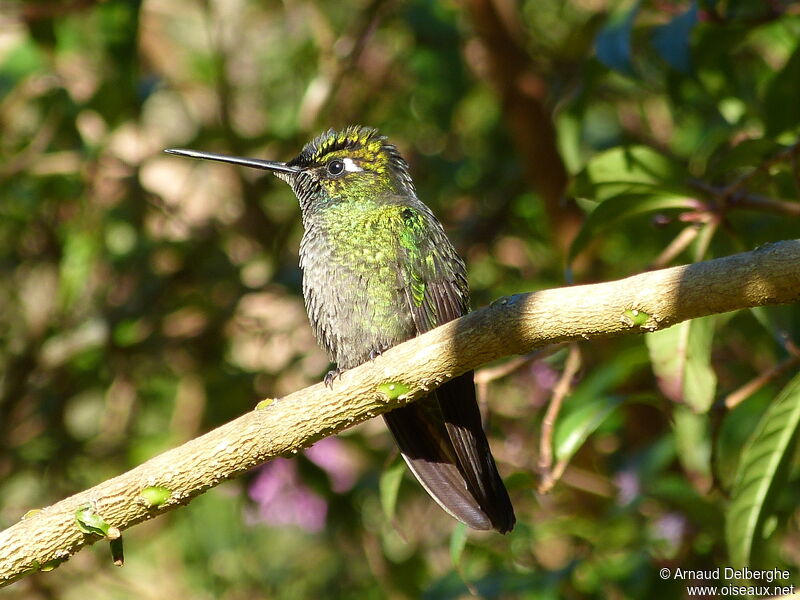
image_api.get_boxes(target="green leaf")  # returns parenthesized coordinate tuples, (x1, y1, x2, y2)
(139, 486, 172, 507)
(596, 2, 639, 77)
(568, 194, 698, 264)
(255, 398, 275, 410)
(673, 405, 711, 484)
(706, 139, 785, 180)
(763, 41, 800, 136)
(75, 505, 111, 537)
(555, 395, 624, 463)
(40, 557, 67, 572)
(377, 381, 412, 400)
(552, 347, 649, 463)
(556, 112, 584, 175)
(646, 316, 718, 413)
(0, 38, 46, 82)
(651, 2, 698, 74)
(565, 346, 651, 406)
(623, 308, 650, 327)
(726, 373, 800, 568)
(379, 460, 405, 521)
(59, 231, 98, 311)
(571, 145, 691, 200)
(715, 385, 771, 490)
(449, 522, 468, 568)
(112, 318, 149, 347)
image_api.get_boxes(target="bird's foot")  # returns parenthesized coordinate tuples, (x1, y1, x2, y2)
(324, 367, 345, 388)
(369, 345, 391, 361)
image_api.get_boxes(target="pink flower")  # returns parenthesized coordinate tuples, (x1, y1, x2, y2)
(305, 437, 359, 493)
(247, 438, 360, 532)
(248, 459, 327, 533)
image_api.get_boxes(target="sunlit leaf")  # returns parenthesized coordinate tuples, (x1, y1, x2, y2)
(646, 316, 718, 413)
(568, 346, 651, 405)
(449, 522, 468, 568)
(0, 38, 46, 83)
(379, 460, 405, 522)
(651, 2, 698, 74)
(554, 346, 649, 462)
(706, 139, 785, 180)
(726, 373, 800, 568)
(555, 395, 624, 463)
(571, 145, 692, 200)
(139, 486, 172, 507)
(568, 194, 698, 264)
(672, 405, 711, 486)
(58, 231, 98, 311)
(75, 506, 111, 537)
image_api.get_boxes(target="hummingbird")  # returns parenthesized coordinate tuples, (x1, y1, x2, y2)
(166, 126, 515, 533)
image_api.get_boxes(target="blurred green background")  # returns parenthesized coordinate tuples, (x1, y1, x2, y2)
(1, 0, 799, 598)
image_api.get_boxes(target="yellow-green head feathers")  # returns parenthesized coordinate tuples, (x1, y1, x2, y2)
(284, 126, 416, 211)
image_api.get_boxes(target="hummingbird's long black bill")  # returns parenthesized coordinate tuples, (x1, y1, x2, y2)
(164, 148, 299, 175)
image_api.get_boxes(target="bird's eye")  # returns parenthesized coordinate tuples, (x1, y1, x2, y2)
(326, 159, 345, 176)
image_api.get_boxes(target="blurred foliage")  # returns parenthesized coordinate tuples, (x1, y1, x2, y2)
(1, 0, 799, 598)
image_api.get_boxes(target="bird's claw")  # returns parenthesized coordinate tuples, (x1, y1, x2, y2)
(324, 368, 344, 388)
(369, 345, 390, 361)
(325, 347, 390, 388)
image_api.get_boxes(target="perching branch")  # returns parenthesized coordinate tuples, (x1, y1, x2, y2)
(2, 240, 800, 587)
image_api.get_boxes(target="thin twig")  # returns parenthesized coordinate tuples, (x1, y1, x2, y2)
(541, 459, 569, 495)
(721, 141, 800, 199)
(474, 355, 537, 386)
(558, 465, 615, 498)
(650, 224, 701, 269)
(724, 355, 800, 409)
(693, 219, 719, 262)
(689, 142, 800, 219)
(538, 344, 582, 493)
(785, 338, 800, 358)
(474, 344, 566, 408)
(729, 194, 800, 217)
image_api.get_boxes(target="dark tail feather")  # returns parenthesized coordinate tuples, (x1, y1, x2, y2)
(437, 372, 516, 533)
(382, 372, 515, 533)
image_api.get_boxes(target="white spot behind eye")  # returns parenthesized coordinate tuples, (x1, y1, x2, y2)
(342, 157, 363, 172)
